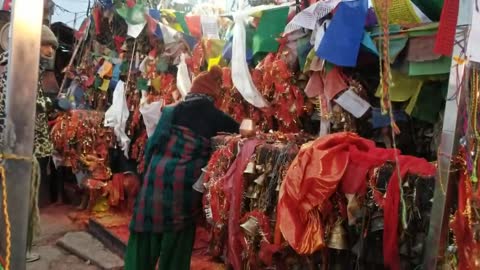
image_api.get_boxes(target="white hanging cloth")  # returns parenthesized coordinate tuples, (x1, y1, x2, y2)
(231, 5, 287, 108)
(176, 53, 192, 98)
(104, 80, 131, 158)
(139, 91, 164, 138)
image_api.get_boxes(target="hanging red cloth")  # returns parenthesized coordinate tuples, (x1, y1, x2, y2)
(223, 139, 263, 270)
(277, 132, 436, 265)
(450, 152, 480, 269)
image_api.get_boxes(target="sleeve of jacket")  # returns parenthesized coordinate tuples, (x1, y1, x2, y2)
(215, 110, 239, 134)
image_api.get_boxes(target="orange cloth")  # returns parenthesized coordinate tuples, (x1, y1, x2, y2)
(190, 65, 223, 98)
(277, 132, 436, 257)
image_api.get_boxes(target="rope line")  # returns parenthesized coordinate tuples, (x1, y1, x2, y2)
(0, 153, 36, 270)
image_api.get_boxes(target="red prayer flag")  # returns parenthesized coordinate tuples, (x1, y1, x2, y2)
(74, 18, 90, 40)
(434, 0, 459, 56)
(185, 15, 202, 38)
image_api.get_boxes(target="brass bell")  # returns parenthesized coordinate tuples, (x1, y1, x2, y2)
(370, 210, 384, 232)
(240, 216, 259, 236)
(327, 221, 349, 250)
(254, 174, 266, 186)
(244, 160, 256, 174)
(245, 186, 259, 199)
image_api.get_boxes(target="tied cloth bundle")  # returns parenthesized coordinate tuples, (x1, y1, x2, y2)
(0, 154, 41, 270)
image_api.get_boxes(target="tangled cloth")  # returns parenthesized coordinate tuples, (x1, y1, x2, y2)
(277, 132, 436, 270)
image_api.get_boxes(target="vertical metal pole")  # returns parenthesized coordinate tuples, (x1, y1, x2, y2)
(1, 0, 43, 270)
(423, 0, 473, 269)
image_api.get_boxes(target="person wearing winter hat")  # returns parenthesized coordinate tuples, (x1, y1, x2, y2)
(125, 66, 239, 270)
(0, 24, 58, 263)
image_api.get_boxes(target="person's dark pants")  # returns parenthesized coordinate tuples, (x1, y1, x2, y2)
(38, 157, 51, 208)
(124, 225, 196, 270)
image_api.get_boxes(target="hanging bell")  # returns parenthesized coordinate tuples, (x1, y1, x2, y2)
(254, 174, 266, 186)
(245, 186, 258, 199)
(327, 221, 349, 250)
(240, 216, 259, 236)
(370, 210, 384, 232)
(244, 160, 256, 174)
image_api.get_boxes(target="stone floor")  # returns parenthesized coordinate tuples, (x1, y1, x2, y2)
(26, 205, 101, 270)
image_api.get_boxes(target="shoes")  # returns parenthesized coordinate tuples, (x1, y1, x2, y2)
(26, 252, 40, 263)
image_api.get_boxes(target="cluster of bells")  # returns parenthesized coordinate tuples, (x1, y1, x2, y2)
(243, 158, 281, 201)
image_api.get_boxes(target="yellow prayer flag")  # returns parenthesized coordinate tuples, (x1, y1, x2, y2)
(375, 70, 424, 114)
(99, 79, 110, 92)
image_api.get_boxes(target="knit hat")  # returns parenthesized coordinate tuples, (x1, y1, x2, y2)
(41, 25, 58, 48)
(190, 65, 223, 98)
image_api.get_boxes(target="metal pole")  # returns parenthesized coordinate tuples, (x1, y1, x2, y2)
(423, 0, 473, 269)
(73, 12, 77, 29)
(0, 0, 44, 270)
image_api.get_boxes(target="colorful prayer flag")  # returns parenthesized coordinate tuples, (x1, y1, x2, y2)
(252, 6, 289, 56)
(317, 0, 368, 67)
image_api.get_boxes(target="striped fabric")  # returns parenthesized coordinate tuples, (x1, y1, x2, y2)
(131, 124, 211, 233)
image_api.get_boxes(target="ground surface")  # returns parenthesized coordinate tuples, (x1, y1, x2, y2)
(26, 205, 101, 270)
(25, 205, 226, 270)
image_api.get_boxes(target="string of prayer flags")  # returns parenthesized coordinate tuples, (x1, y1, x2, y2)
(252, 6, 290, 56)
(317, 0, 368, 67)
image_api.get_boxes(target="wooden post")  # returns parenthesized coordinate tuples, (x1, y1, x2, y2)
(423, 0, 473, 268)
(0, 0, 44, 270)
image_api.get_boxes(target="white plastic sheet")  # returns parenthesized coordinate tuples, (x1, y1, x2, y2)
(176, 53, 192, 98)
(104, 80, 131, 157)
(139, 91, 164, 137)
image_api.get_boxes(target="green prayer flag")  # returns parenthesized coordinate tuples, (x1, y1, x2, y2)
(116, 3, 146, 25)
(94, 76, 102, 90)
(409, 56, 451, 76)
(375, 35, 408, 62)
(137, 78, 149, 91)
(411, 81, 448, 123)
(361, 32, 378, 55)
(175, 11, 190, 35)
(411, 0, 444, 21)
(252, 7, 289, 56)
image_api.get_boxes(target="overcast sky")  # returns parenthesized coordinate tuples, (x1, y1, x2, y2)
(51, 0, 90, 29)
